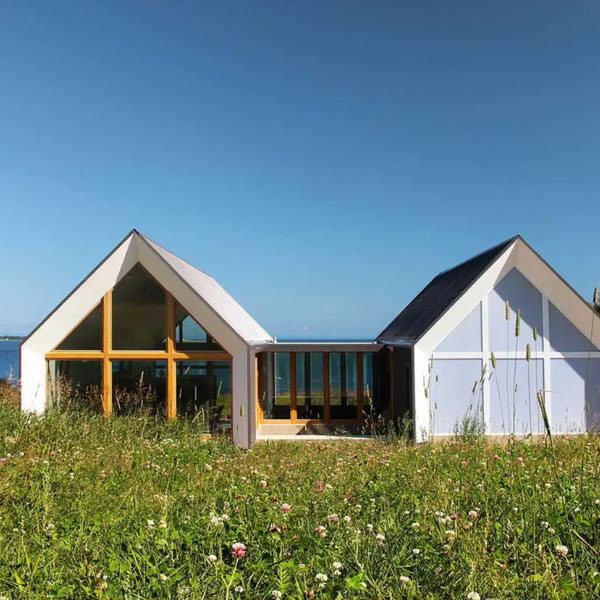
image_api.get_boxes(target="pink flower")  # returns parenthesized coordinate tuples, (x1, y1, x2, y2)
(315, 525, 327, 537)
(328, 514, 339, 523)
(231, 542, 247, 558)
(516, 456, 524, 463)
(468, 510, 479, 520)
(259, 480, 267, 488)
(282, 503, 291, 513)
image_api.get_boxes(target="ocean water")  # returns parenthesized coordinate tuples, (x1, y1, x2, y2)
(0, 340, 20, 381)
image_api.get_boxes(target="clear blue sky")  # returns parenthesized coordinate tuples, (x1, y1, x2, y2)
(2, 1, 599, 338)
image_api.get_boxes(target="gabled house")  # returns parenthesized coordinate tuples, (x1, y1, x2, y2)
(20, 232, 600, 447)
(377, 235, 600, 440)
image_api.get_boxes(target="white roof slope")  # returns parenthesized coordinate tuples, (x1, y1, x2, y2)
(139, 232, 273, 345)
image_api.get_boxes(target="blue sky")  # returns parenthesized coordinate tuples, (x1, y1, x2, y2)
(1, 1, 599, 338)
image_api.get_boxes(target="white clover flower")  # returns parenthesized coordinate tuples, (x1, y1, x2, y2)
(467, 593, 480, 600)
(555, 544, 569, 557)
(366, 523, 374, 531)
(412, 548, 421, 555)
(146, 520, 155, 530)
(272, 591, 282, 599)
(207, 554, 218, 562)
(343, 515, 352, 523)
(234, 585, 244, 593)
(315, 573, 328, 583)
(400, 576, 411, 584)
(411, 522, 420, 529)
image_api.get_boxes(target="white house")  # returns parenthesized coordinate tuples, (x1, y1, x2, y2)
(20, 232, 600, 447)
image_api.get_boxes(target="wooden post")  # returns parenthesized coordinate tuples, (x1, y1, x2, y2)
(290, 352, 297, 423)
(166, 292, 177, 420)
(102, 291, 112, 416)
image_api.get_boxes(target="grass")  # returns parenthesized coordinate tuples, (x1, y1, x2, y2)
(1, 384, 599, 599)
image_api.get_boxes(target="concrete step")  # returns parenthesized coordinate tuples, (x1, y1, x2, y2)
(257, 423, 306, 436)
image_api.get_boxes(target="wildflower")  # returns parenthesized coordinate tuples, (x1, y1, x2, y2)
(411, 522, 420, 529)
(468, 510, 479, 520)
(555, 544, 569, 557)
(207, 554, 218, 562)
(146, 520, 155, 530)
(231, 542, 247, 558)
(331, 561, 343, 575)
(315, 525, 327, 537)
(315, 573, 328, 583)
(376, 533, 385, 545)
(366, 523, 374, 531)
(272, 591, 282, 599)
(328, 514, 339, 523)
(400, 576, 411, 584)
(467, 593, 480, 600)
(159, 519, 167, 529)
(234, 585, 244, 593)
(281, 503, 291, 513)
(204, 464, 212, 471)
(159, 574, 168, 582)
(343, 515, 352, 523)
(46, 523, 56, 531)
(412, 548, 421, 555)
(259, 480, 268, 488)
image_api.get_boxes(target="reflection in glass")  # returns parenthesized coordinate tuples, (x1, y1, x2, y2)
(48, 360, 102, 412)
(112, 360, 167, 416)
(296, 352, 324, 420)
(363, 352, 374, 415)
(330, 352, 358, 420)
(56, 301, 103, 350)
(112, 264, 166, 350)
(260, 352, 291, 419)
(177, 361, 231, 433)
(174, 301, 225, 351)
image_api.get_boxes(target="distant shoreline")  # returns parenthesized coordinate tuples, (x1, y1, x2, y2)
(0, 337, 24, 342)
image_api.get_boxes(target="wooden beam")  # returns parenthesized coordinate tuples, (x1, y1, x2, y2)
(45, 351, 104, 360)
(166, 292, 176, 420)
(290, 352, 297, 423)
(102, 291, 112, 416)
(172, 351, 232, 361)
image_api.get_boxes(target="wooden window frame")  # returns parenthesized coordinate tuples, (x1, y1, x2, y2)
(257, 350, 366, 426)
(45, 265, 232, 423)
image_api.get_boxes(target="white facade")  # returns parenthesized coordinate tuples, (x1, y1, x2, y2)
(20, 230, 273, 449)
(412, 238, 600, 440)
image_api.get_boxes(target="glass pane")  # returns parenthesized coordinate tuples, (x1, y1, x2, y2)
(296, 352, 324, 420)
(48, 360, 102, 412)
(260, 353, 291, 419)
(56, 301, 103, 350)
(112, 264, 166, 350)
(177, 361, 231, 433)
(174, 301, 225, 351)
(330, 352, 358, 420)
(363, 353, 374, 415)
(112, 360, 167, 416)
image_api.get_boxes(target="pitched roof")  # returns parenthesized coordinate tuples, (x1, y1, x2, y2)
(138, 232, 273, 345)
(376, 236, 519, 346)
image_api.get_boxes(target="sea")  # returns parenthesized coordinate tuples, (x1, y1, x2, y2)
(0, 340, 20, 381)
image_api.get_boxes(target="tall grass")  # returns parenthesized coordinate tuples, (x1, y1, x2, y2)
(1, 385, 600, 599)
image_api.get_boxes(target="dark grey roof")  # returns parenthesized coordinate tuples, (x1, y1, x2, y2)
(376, 236, 520, 346)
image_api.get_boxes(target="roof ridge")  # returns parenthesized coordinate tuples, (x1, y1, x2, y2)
(136, 231, 214, 280)
(435, 235, 520, 277)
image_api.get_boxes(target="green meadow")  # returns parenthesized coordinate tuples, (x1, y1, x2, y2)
(0, 383, 599, 599)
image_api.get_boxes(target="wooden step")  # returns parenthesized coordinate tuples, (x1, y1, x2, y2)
(257, 423, 306, 436)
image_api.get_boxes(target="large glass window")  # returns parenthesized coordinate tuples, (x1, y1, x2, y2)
(56, 301, 103, 350)
(363, 353, 374, 415)
(174, 301, 225, 351)
(296, 352, 324, 420)
(177, 361, 231, 432)
(330, 352, 358, 420)
(48, 360, 102, 412)
(260, 352, 291, 419)
(112, 264, 166, 350)
(112, 360, 167, 416)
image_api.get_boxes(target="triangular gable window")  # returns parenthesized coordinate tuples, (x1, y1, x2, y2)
(55, 300, 103, 350)
(112, 263, 166, 350)
(174, 300, 225, 351)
